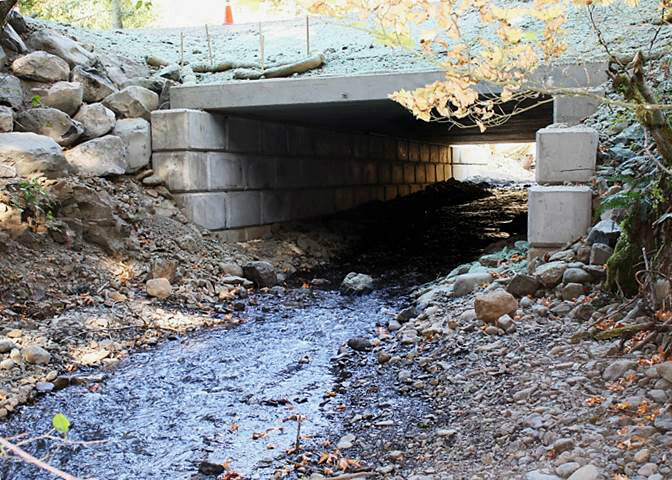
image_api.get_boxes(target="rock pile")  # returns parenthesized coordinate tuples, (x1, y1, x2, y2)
(0, 12, 179, 183)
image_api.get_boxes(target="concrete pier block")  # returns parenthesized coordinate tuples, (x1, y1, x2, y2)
(152, 151, 243, 191)
(151, 109, 226, 151)
(528, 185, 592, 247)
(536, 126, 598, 184)
(174, 192, 227, 230)
(227, 117, 260, 153)
(553, 89, 604, 126)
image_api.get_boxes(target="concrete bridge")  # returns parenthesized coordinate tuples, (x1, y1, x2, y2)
(151, 64, 605, 242)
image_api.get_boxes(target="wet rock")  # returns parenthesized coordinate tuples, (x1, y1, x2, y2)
(507, 273, 540, 297)
(347, 337, 372, 352)
(587, 219, 621, 247)
(336, 434, 355, 449)
(22, 345, 50, 365)
(567, 464, 600, 480)
(43, 81, 84, 116)
(74, 103, 116, 140)
(549, 249, 574, 262)
(377, 351, 391, 364)
(562, 268, 592, 284)
(479, 253, 501, 267)
(27, 29, 96, 67)
(590, 243, 613, 265)
(16, 108, 84, 147)
(12, 51, 70, 82)
(103, 86, 159, 121)
(474, 288, 518, 324)
(198, 461, 226, 476)
(146, 278, 172, 299)
(452, 272, 493, 297)
(65, 135, 128, 177)
(341, 272, 374, 294)
(388, 319, 401, 331)
(603, 359, 636, 381)
(0, 105, 13, 133)
(562, 283, 584, 300)
(0, 73, 23, 110)
(35, 382, 54, 393)
(71, 65, 118, 103)
(535, 261, 568, 288)
(0, 132, 69, 178)
(243, 261, 277, 288)
(112, 118, 151, 173)
(496, 314, 514, 332)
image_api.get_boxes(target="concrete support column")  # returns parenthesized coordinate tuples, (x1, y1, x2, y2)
(528, 126, 598, 259)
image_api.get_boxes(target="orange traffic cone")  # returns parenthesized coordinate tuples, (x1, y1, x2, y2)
(224, 0, 234, 25)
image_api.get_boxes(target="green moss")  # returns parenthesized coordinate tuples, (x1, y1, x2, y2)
(606, 213, 640, 296)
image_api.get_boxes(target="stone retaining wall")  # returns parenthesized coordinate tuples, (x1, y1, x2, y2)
(151, 109, 453, 235)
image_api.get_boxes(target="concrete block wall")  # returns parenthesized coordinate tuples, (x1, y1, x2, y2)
(528, 126, 598, 258)
(151, 109, 453, 232)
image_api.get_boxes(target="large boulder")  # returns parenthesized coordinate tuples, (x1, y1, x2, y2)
(71, 65, 118, 103)
(103, 86, 159, 121)
(0, 73, 24, 109)
(16, 108, 83, 147)
(43, 81, 83, 116)
(112, 118, 151, 172)
(26, 29, 96, 67)
(243, 261, 277, 288)
(474, 288, 519, 324)
(0, 132, 69, 177)
(98, 52, 151, 87)
(341, 272, 374, 295)
(74, 103, 116, 140)
(11, 51, 70, 83)
(534, 261, 568, 288)
(65, 135, 128, 177)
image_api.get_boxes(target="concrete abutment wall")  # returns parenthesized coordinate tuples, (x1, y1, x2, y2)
(151, 109, 453, 236)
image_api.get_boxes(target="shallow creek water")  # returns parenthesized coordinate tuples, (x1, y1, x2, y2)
(1, 289, 409, 479)
(1, 184, 528, 479)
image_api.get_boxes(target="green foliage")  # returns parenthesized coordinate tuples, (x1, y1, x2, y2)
(7, 179, 58, 227)
(52, 413, 70, 437)
(18, 0, 155, 29)
(31, 95, 41, 108)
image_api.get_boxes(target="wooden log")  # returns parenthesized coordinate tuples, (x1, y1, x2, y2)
(233, 53, 325, 80)
(145, 55, 170, 67)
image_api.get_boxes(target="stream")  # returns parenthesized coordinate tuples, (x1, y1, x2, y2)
(0, 182, 528, 479)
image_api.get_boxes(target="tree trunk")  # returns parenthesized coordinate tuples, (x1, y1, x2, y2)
(110, 0, 124, 29)
(0, 0, 18, 26)
(606, 52, 672, 295)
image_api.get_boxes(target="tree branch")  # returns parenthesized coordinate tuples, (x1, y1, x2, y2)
(0, 436, 81, 480)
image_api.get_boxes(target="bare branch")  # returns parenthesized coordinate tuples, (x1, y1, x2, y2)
(0, 437, 81, 480)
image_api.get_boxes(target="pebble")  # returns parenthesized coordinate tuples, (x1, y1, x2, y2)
(0, 339, 16, 353)
(336, 433, 355, 449)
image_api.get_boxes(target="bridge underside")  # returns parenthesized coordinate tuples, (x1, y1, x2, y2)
(151, 67, 605, 238)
